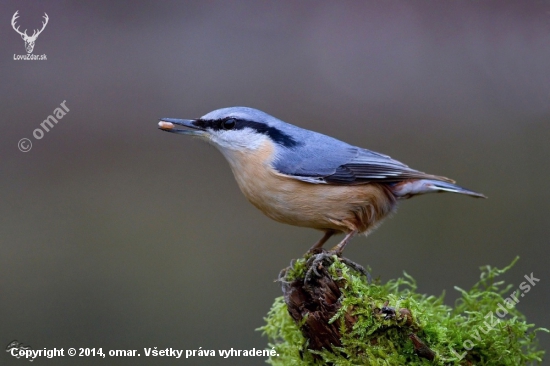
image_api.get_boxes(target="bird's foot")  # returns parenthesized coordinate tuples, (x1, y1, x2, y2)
(277, 258, 297, 283)
(304, 249, 371, 284)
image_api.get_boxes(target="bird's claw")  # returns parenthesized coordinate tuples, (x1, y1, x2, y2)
(277, 258, 299, 283)
(303, 250, 371, 284)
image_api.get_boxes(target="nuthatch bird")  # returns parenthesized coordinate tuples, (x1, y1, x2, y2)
(158, 107, 485, 256)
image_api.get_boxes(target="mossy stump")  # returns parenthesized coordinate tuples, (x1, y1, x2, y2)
(281, 255, 358, 356)
(261, 255, 548, 365)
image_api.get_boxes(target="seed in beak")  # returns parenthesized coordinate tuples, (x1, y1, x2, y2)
(158, 121, 174, 130)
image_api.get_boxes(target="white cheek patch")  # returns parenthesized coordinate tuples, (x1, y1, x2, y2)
(209, 128, 267, 151)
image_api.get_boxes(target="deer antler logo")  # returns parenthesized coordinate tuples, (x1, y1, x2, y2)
(11, 11, 49, 54)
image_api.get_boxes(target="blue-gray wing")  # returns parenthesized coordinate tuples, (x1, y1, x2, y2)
(272, 132, 452, 184)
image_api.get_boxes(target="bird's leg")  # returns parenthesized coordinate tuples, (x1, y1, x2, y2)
(329, 230, 358, 255)
(305, 230, 369, 283)
(307, 229, 336, 253)
(280, 230, 336, 283)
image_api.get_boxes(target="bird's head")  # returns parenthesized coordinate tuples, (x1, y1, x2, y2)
(158, 107, 301, 153)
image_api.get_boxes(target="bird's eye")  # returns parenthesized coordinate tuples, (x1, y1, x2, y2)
(222, 118, 236, 130)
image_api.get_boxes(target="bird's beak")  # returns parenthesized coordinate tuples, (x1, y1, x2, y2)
(158, 118, 206, 136)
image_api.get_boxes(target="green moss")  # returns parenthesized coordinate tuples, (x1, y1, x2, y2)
(260, 256, 548, 365)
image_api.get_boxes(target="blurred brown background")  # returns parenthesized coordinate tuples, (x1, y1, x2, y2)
(1, 1, 549, 365)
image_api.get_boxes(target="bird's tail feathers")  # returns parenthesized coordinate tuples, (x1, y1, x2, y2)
(391, 179, 486, 198)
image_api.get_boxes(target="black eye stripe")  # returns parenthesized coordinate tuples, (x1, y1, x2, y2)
(193, 118, 234, 130)
(193, 118, 300, 148)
